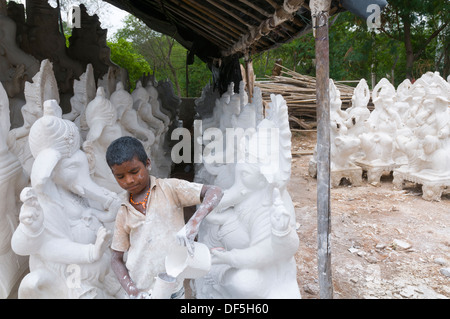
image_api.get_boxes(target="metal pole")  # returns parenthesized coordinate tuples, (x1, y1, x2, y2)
(314, 5, 333, 299)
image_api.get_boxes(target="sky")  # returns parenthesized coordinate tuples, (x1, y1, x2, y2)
(96, 2, 129, 37)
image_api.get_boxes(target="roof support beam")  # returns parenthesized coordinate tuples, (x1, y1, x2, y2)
(222, 0, 305, 56)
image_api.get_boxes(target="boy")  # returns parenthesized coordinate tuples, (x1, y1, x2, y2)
(106, 136, 223, 298)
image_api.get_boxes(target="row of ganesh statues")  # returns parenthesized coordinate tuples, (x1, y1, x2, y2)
(0, 57, 179, 298)
(309, 72, 450, 201)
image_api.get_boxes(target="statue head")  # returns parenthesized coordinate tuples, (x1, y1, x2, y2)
(352, 79, 370, 108)
(110, 81, 133, 118)
(29, 100, 79, 160)
(29, 99, 111, 200)
(85, 87, 117, 129)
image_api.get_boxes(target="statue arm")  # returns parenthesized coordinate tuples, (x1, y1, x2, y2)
(11, 224, 45, 256)
(12, 227, 93, 264)
(212, 193, 298, 269)
(40, 226, 110, 264)
(212, 228, 299, 269)
(38, 238, 96, 264)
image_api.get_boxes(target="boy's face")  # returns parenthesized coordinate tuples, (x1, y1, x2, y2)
(110, 156, 150, 194)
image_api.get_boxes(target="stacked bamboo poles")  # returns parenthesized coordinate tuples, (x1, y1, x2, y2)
(255, 64, 355, 129)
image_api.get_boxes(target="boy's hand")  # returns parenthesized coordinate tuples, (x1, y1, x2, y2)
(176, 224, 196, 256)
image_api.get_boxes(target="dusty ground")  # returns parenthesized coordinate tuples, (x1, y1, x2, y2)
(289, 131, 449, 299)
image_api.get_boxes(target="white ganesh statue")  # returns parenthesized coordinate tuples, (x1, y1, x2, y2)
(11, 100, 123, 298)
(194, 93, 301, 299)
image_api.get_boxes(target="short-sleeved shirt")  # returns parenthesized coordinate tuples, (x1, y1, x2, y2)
(111, 175, 203, 292)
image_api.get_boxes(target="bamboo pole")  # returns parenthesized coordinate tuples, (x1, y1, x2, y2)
(313, 0, 333, 299)
(255, 65, 356, 128)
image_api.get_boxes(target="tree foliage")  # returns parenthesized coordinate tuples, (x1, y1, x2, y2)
(114, 15, 211, 97)
(249, 2, 448, 88)
(107, 38, 152, 90)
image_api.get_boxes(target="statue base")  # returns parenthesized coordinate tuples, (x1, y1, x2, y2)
(309, 159, 362, 188)
(393, 166, 450, 201)
(354, 159, 402, 186)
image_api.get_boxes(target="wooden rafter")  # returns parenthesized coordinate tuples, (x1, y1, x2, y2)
(239, 0, 271, 18)
(220, 0, 264, 24)
(181, 0, 245, 34)
(223, 0, 306, 57)
(205, 0, 252, 29)
(165, 0, 241, 39)
(163, 3, 232, 47)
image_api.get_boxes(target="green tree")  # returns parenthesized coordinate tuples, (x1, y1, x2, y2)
(107, 38, 152, 90)
(379, 0, 449, 79)
(114, 15, 211, 97)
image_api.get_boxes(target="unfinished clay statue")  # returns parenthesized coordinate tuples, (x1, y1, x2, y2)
(157, 79, 182, 122)
(0, 1, 40, 128)
(111, 82, 155, 146)
(195, 94, 300, 299)
(354, 78, 406, 184)
(394, 79, 412, 122)
(63, 64, 96, 141)
(133, 81, 169, 178)
(309, 80, 362, 187)
(344, 78, 371, 139)
(83, 87, 123, 194)
(97, 66, 128, 99)
(359, 78, 403, 165)
(146, 80, 171, 128)
(145, 80, 173, 177)
(202, 84, 243, 189)
(11, 100, 122, 298)
(133, 81, 166, 139)
(393, 72, 450, 201)
(8, 59, 59, 176)
(0, 82, 29, 298)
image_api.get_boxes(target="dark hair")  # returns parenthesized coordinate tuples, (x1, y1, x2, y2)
(106, 136, 149, 167)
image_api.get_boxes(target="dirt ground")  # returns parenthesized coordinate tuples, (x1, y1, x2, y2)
(289, 131, 450, 299)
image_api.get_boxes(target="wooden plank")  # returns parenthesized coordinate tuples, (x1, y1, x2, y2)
(238, 0, 272, 17)
(206, 0, 252, 29)
(220, 0, 264, 23)
(163, 2, 232, 47)
(183, 0, 246, 33)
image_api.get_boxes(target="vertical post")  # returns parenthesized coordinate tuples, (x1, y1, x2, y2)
(245, 56, 254, 103)
(312, 0, 333, 299)
(186, 51, 189, 97)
